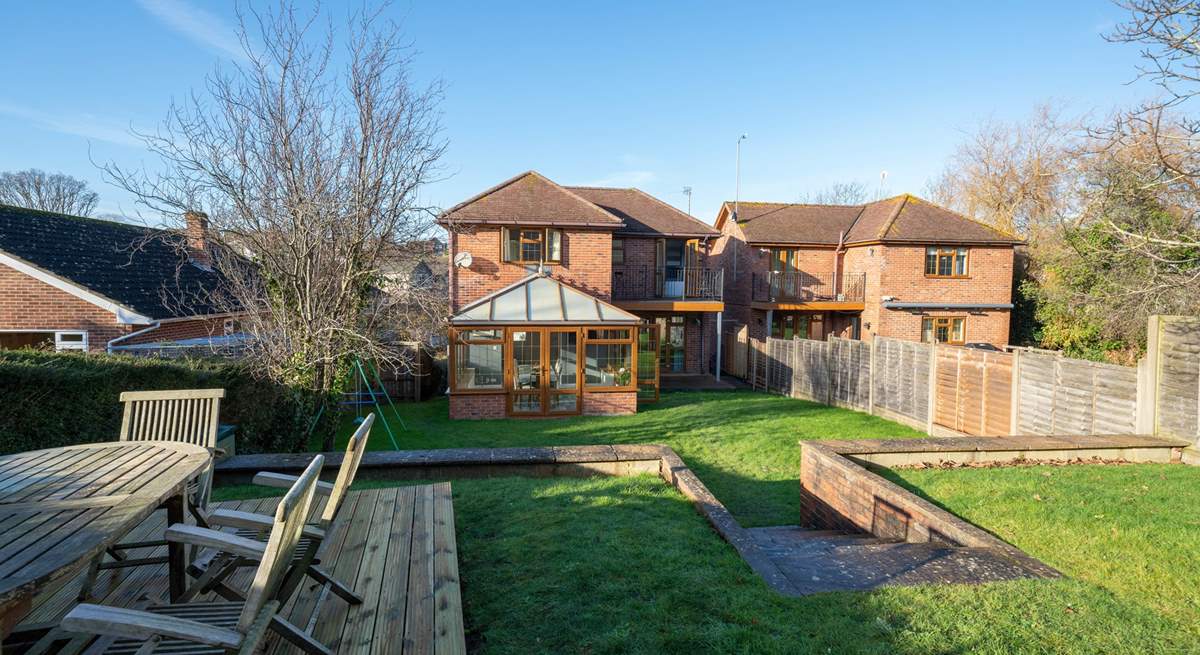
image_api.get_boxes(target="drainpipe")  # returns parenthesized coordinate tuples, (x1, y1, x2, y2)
(715, 311, 723, 381)
(834, 230, 845, 297)
(107, 322, 161, 354)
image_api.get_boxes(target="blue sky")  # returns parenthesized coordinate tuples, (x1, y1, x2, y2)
(0, 1, 1156, 225)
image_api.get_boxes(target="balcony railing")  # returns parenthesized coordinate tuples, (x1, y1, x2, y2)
(751, 271, 866, 304)
(612, 266, 724, 302)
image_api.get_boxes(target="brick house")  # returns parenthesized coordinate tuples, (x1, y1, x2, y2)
(439, 171, 724, 419)
(711, 194, 1020, 347)
(0, 204, 237, 354)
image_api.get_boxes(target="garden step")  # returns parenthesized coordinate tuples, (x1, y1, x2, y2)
(746, 526, 1048, 596)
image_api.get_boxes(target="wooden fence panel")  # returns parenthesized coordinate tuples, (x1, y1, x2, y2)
(1155, 316, 1200, 442)
(790, 338, 831, 403)
(934, 346, 1012, 435)
(766, 338, 794, 396)
(871, 337, 930, 425)
(721, 328, 748, 379)
(829, 337, 871, 410)
(1016, 352, 1137, 436)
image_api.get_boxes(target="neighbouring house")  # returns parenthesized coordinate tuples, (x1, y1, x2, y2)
(711, 195, 1020, 347)
(0, 204, 238, 354)
(438, 171, 723, 419)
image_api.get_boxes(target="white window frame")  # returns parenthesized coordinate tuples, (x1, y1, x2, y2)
(54, 331, 88, 352)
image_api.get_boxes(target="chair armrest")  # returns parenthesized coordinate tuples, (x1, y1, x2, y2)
(204, 509, 327, 542)
(165, 524, 266, 560)
(252, 471, 334, 497)
(207, 508, 273, 531)
(62, 604, 243, 649)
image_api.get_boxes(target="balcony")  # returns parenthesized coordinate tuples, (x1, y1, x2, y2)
(751, 271, 866, 307)
(612, 266, 724, 307)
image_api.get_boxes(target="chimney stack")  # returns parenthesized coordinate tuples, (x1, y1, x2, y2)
(184, 210, 212, 269)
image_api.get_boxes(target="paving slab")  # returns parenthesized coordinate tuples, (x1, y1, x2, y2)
(748, 526, 1052, 596)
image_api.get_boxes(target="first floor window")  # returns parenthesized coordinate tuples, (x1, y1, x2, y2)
(922, 317, 965, 344)
(611, 238, 624, 264)
(502, 227, 562, 264)
(584, 327, 633, 389)
(925, 246, 968, 277)
(453, 329, 503, 390)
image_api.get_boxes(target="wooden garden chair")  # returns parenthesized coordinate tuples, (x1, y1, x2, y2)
(189, 414, 374, 613)
(119, 389, 225, 512)
(61, 454, 325, 655)
(81, 390, 226, 598)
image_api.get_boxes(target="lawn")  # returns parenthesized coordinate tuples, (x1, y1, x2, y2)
(215, 466, 1200, 654)
(322, 390, 924, 527)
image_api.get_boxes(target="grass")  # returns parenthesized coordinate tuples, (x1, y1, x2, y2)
(888, 463, 1200, 643)
(215, 468, 1200, 654)
(321, 390, 924, 527)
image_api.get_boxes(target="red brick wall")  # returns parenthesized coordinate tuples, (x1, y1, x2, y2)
(449, 226, 613, 312)
(449, 393, 506, 420)
(121, 316, 233, 345)
(582, 391, 637, 415)
(0, 262, 135, 351)
(876, 245, 1014, 347)
(841, 244, 882, 338)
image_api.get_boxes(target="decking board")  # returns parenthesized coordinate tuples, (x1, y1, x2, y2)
(14, 485, 465, 655)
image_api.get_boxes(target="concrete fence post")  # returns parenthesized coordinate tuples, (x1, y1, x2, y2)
(1135, 315, 1162, 435)
(1009, 347, 1021, 435)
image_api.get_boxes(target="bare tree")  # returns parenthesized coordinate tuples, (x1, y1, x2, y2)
(799, 181, 869, 205)
(0, 169, 99, 215)
(925, 105, 1076, 237)
(103, 2, 446, 433)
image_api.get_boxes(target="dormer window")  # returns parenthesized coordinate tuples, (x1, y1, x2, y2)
(502, 227, 562, 264)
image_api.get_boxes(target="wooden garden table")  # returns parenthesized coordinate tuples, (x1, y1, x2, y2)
(0, 441, 211, 638)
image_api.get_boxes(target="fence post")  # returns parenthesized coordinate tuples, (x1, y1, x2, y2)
(926, 342, 937, 436)
(825, 338, 834, 405)
(1009, 347, 1021, 435)
(868, 335, 877, 415)
(1135, 315, 1162, 435)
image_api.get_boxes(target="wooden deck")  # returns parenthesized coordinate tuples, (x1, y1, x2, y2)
(13, 484, 465, 655)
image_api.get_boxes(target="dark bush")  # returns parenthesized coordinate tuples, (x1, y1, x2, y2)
(0, 351, 336, 455)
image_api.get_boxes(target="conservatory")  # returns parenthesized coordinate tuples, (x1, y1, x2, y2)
(448, 273, 656, 418)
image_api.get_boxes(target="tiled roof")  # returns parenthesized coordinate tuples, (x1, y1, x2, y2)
(725, 195, 1019, 245)
(439, 171, 623, 228)
(0, 204, 228, 320)
(565, 187, 718, 237)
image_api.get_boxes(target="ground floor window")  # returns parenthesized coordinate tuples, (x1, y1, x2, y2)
(450, 325, 642, 416)
(922, 317, 965, 344)
(451, 329, 503, 390)
(770, 313, 821, 340)
(655, 315, 686, 372)
(0, 330, 87, 352)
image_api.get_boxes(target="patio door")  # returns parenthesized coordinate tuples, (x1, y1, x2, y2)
(637, 324, 660, 401)
(508, 327, 581, 416)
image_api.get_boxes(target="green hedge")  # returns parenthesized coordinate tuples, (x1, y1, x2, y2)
(0, 351, 336, 456)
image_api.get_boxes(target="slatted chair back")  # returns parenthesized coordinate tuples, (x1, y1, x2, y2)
(318, 413, 374, 529)
(119, 389, 225, 447)
(119, 389, 225, 509)
(238, 454, 324, 633)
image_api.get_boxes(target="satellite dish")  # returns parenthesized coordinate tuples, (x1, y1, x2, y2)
(453, 251, 473, 268)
